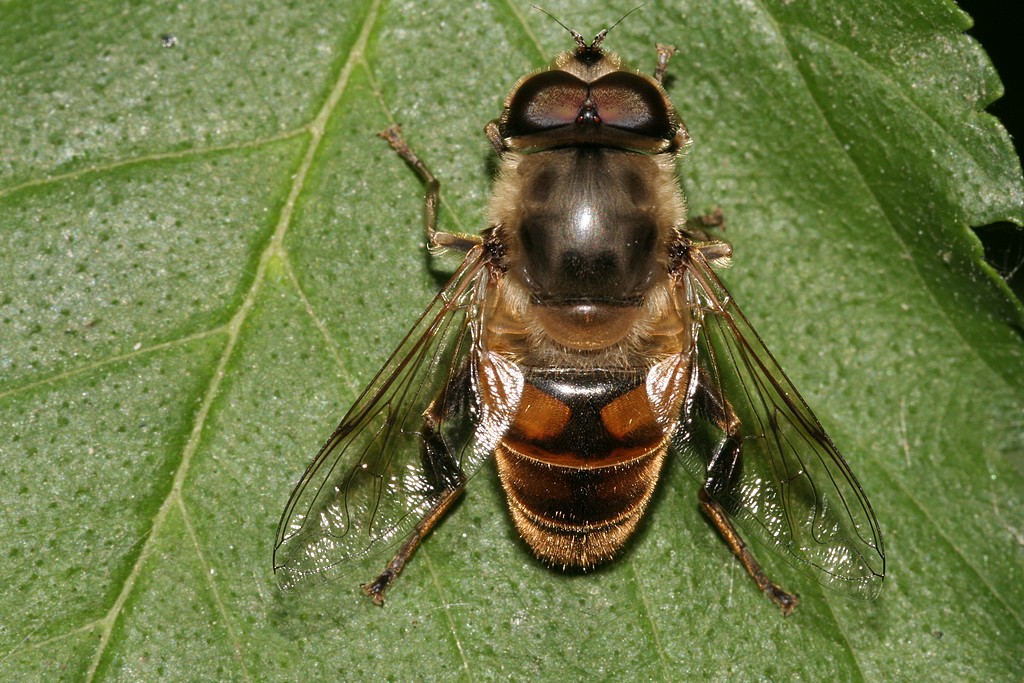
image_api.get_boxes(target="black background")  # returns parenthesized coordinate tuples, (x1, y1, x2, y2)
(958, 1, 1023, 299)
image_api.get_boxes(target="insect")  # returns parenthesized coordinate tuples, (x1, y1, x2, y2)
(273, 21, 885, 615)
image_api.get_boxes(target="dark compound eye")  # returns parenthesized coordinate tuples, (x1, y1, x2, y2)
(589, 72, 673, 138)
(505, 71, 589, 137)
(503, 70, 675, 142)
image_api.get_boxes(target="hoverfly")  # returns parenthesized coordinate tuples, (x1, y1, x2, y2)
(274, 21, 885, 615)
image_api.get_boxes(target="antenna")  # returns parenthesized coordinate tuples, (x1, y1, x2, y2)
(531, 5, 587, 48)
(530, 3, 646, 48)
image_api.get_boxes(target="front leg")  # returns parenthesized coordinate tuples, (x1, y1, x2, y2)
(654, 43, 676, 84)
(379, 124, 481, 254)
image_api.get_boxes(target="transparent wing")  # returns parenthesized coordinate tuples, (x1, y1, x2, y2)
(673, 249, 885, 599)
(274, 247, 490, 590)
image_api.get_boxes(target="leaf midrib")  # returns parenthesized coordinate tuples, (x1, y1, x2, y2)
(71, 2, 385, 678)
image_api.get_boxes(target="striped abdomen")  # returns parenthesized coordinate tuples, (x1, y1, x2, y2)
(494, 367, 672, 568)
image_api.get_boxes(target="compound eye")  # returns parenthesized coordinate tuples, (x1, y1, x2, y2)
(504, 70, 589, 136)
(589, 72, 673, 138)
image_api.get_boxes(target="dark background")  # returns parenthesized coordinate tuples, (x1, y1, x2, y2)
(959, 1, 1023, 300)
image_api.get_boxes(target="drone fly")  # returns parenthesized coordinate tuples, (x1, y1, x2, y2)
(273, 23, 885, 615)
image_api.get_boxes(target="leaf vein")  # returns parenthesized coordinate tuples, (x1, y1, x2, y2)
(81, 1, 385, 678)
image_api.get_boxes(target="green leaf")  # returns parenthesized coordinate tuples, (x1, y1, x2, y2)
(2, 0, 1021, 680)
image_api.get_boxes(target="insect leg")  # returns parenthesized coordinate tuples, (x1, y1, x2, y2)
(698, 490, 798, 616)
(379, 124, 481, 253)
(360, 363, 473, 605)
(361, 483, 463, 605)
(654, 43, 676, 84)
(695, 375, 799, 615)
(685, 207, 727, 243)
